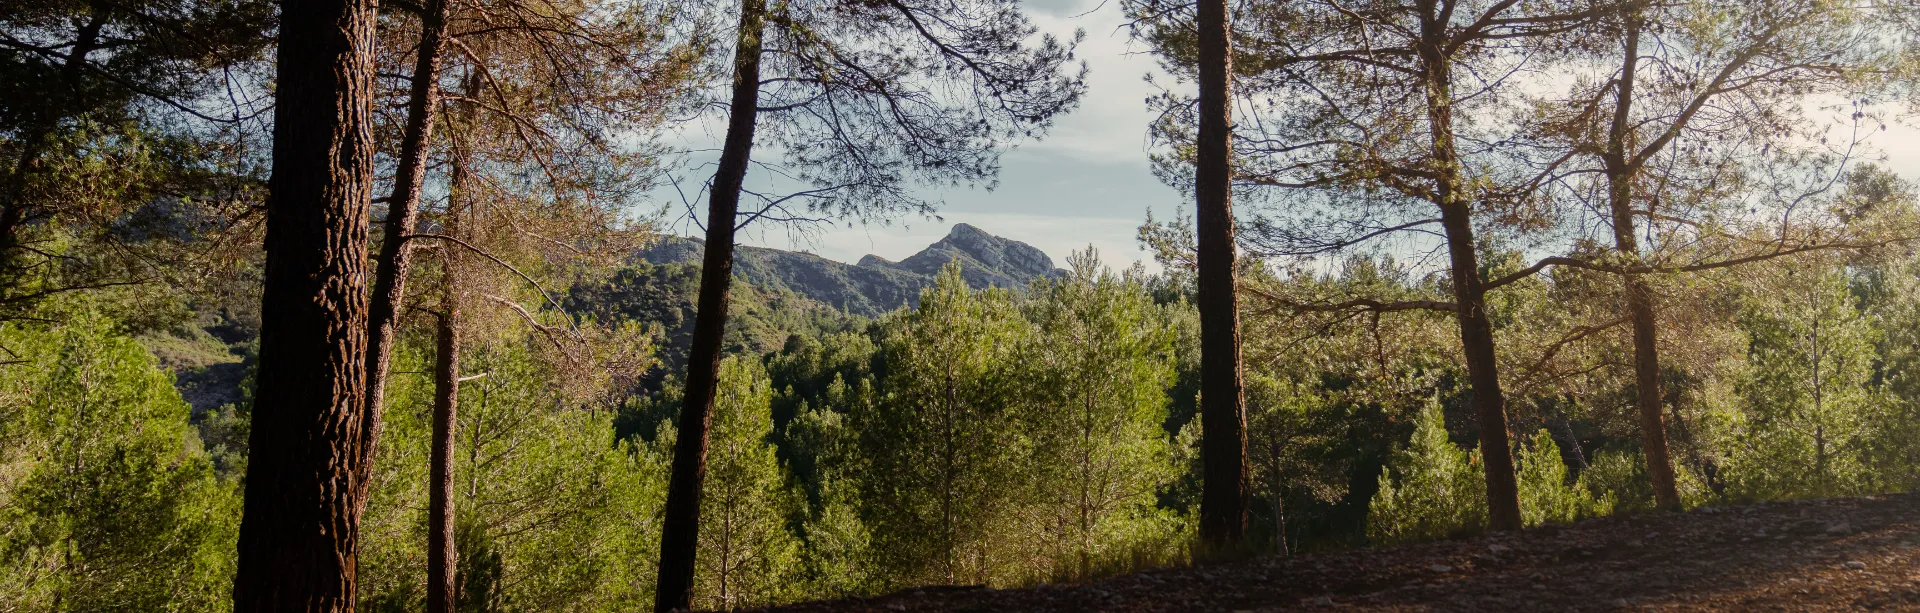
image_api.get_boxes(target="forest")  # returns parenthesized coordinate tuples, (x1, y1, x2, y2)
(3, 0, 1920, 611)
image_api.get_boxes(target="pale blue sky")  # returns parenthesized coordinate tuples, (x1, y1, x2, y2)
(674, 0, 1920, 272)
(688, 0, 1181, 270)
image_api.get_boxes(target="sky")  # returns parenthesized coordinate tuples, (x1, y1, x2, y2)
(677, 0, 1182, 270)
(668, 0, 1920, 273)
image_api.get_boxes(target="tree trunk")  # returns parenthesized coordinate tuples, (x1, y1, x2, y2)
(427, 299, 461, 613)
(360, 0, 453, 506)
(426, 182, 464, 613)
(653, 0, 765, 608)
(1416, 17, 1521, 533)
(1194, 0, 1249, 550)
(1437, 206, 1521, 532)
(1552, 407, 1587, 471)
(231, 0, 378, 607)
(1603, 7, 1682, 512)
(1271, 485, 1287, 556)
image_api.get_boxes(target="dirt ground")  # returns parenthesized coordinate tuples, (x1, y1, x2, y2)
(758, 493, 1920, 612)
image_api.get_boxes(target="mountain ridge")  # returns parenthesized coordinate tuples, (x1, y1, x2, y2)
(637, 223, 1067, 316)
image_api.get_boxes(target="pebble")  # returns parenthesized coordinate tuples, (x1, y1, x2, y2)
(1312, 596, 1334, 606)
(1488, 544, 1511, 555)
(1845, 560, 1868, 570)
(1430, 564, 1453, 573)
(1827, 522, 1853, 535)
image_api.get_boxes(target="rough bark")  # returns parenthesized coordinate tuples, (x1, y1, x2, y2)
(1194, 0, 1249, 549)
(1603, 7, 1682, 511)
(427, 298, 461, 613)
(360, 0, 453, 506)
(1438, 204, 1522, 532)
(1415, 10, 1521, 532)
(231, 0, 378, 607)
(653, 0, 766, 608)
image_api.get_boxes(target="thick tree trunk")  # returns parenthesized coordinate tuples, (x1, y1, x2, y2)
(1603, 8, 1683, 511)
(427, 300, 461, 613)
(653, 0, 765, 609)
(1194, 0, 1249, 550)
(1416, 18, 1521, 532)
(360, 0, 453, 505)
(231, 0, 378, 607)
(1437, 205, 1523, 532)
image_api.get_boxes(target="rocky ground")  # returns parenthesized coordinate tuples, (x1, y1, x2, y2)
(760, 493, 1920, 612)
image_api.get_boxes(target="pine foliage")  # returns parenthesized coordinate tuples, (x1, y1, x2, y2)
(0, 310, 239, 612)
(1366, 401, 1485, 546)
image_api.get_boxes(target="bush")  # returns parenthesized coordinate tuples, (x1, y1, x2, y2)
(1580, 449, 1655, 515)
(1516, 430, 1603, 526)
(1366, 401, 1484, 545)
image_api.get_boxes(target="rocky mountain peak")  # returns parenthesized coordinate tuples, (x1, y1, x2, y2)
(639, 224, 1066, 317)
(876, 223, 1062, 284)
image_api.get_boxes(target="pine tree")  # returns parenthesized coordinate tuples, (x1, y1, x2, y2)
(650, 0, 1085, 604)
(855, 264, 1029, 586)
(1728, 260, 1879, 499)
(233, 0, 380, 604)
(689, 357, 803, 611)
(1516, 430, 1601, 527)
(0, 311, 240, 612)
(1367, 400, 1484, 546)
(357, 336, 668, 612)
(1025, 250, 1182, 579)
(1244, 373, 1347, 555)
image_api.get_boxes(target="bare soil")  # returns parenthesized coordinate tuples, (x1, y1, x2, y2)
(760, 493, 1920, 612)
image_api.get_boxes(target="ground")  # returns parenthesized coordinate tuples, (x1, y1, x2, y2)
(761, 494, 1920, 612)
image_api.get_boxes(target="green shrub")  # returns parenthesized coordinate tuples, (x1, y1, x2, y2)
(1580, 449, 1655, 515)
(1516, 430, 1603, 526)
(1366, 401, 1484, 545)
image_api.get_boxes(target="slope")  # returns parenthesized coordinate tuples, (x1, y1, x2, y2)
(638, 223, 1068, 317)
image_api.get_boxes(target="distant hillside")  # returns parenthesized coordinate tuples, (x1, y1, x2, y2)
(638, 223, 1068, 316)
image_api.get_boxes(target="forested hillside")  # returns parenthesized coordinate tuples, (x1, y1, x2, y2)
(4, 0, 1920, 611)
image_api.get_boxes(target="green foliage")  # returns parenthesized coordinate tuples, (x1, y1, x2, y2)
(768, 329, 881, 505)
(1515, 430, 1603, 527)
(853, 264, 1033, 587)
(358, 335, 667, 612)
(1366, 401, 1485, 546)
(1863, 252, 1920, 491)
(1022, 251, 1185, 580)
(1244, 373, 1349, 554)
(0, 311, 239, 612)
(685, 357, 804, 611)
(1725, 262, 1880, 499)
(786, 380, 881, 597)
(1580, 449, 1656, 515)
